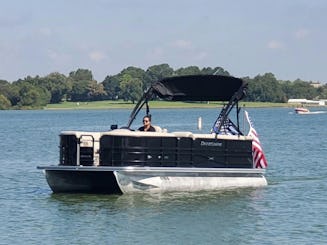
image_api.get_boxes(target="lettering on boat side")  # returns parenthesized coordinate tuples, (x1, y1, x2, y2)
(200, 141, 222, 147)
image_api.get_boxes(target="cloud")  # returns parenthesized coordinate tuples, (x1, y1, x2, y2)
(0, 15, 26, 28)
(294, 29, 309, 39)
(171, 39, 193, 50)
(149, 47, 164, 58)
(194, 51, 208, 60)
(267, 40, 284, 49)
(39, 27, 52, 37)
(47, 49, 71, 63)
(47, 49, 59, 60)
(144, 47, 165, 63)
(89, 51, 106, 62)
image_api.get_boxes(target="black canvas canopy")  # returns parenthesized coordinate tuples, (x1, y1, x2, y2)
(150, 75, 247, 101)
(126, 75, 248, 128)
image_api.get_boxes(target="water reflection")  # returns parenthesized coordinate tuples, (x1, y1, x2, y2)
(47, 187, 267, 213)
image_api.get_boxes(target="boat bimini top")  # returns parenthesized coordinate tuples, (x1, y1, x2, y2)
(126, 75, 248, 135)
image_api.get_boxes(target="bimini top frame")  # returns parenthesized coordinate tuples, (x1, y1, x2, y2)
(126, 75, 248, 134)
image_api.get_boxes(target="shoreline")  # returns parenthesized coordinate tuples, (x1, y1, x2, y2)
(3, 101, 326, 110)
(43, 101, 295, 110)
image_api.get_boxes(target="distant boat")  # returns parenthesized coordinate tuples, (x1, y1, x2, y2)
(294, 107, 326, 115)
(295, 107, 310, 114)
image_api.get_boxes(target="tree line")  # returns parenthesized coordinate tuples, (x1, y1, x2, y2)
(0, 64, 326, 109)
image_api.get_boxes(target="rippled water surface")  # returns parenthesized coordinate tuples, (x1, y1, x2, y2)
(0, 108, 326, 244)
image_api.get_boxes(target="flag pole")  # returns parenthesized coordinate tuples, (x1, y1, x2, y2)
(242, 104, 246, 134)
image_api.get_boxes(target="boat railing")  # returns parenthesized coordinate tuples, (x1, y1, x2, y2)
(99, 134, 253, 168)
(76, 135, 95, 166)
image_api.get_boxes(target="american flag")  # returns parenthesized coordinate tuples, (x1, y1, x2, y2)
(244, 111, 268, 168)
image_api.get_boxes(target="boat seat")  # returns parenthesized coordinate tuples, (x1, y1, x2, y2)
(152, 125, 162, 132)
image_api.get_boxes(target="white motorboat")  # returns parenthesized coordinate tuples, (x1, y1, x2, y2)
(295, 107, 310, 114)
(294, 107, 326, 115)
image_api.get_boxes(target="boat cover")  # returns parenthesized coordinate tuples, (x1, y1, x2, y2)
(150, 75, 247, 101)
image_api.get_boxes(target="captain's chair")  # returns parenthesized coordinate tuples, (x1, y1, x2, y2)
(152, 125, 162, 132)
(152, 125, 168, 133)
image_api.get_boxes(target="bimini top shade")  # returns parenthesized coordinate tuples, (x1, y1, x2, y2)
(150, 75, 247, 101)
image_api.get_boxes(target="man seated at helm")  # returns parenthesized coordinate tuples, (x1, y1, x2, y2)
(138, 115, 155, 132)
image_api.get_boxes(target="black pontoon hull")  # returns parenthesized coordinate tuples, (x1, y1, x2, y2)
(41, 168, 121, 194)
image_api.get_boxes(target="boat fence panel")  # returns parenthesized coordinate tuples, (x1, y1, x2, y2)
(60, 135, 78, 166)
(99, 135, 253, 168)
(59, 134, 96, 166)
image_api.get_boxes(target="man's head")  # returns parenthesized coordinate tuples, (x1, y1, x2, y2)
(143, 116, 151, 127)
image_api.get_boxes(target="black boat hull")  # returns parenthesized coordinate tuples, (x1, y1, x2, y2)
(44, 169, 122, 194)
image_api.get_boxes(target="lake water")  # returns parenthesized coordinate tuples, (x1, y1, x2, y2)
(0, 108, 326, 244)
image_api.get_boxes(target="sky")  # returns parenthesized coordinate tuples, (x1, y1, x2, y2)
(1, 0, 326, 83)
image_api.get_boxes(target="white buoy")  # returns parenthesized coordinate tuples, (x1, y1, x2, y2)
(197, 117, 202, 130)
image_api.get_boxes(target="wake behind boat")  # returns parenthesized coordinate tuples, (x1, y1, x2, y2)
(295, 107, 326, 114)
(295, 107, 310, 114)
(37, 75, 268, 194)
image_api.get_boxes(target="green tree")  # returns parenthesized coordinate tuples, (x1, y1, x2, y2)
(146, 64, 174, 84)
(69, 69, 93, 81)
(16, 82, 51, 107)
(87, 80, 107, 101)
(201, 66, 230, 76)
(44, 72, 70, 103)
(119, 74, 143, 103)
(287, 79, 318, 99)
(119, 66, 147, 90)
(174, 66, 201, 76)
(68, 69, 105, 101)
(0, 80, 13, 107)
(5, 84, 20, 106)
(0, 94, 11, 109)
(317, 84, 327, 99)
(70, 79, 89, 101)
(102, 75, 121, 100)
(246, 73, 286, 102)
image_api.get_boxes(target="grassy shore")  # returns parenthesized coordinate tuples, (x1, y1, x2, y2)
(44, 100, 290, 110)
